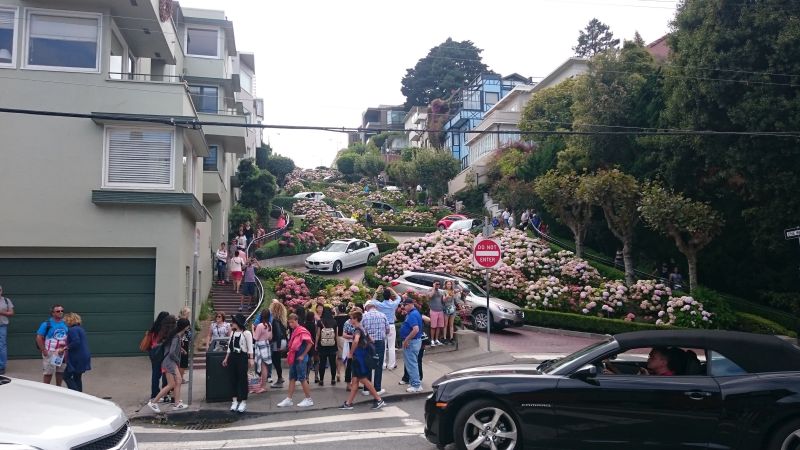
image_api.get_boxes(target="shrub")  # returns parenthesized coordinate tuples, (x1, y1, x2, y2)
(272, 196, 300, 212)
(363, 266, 386, 288)
(691, 286, 737, 329)
(523, 309, 669, 334)
(758, 291, 800, 316)
(256, 267, 337, 296)
(735, 312, 796, 337)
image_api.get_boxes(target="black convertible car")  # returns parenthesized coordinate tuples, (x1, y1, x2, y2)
(425, 330, 800, 449)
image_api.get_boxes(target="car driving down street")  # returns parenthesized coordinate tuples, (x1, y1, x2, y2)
(305, 239, 378, 273)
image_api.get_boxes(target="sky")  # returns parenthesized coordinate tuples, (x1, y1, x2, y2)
(181, 0, 681, 169)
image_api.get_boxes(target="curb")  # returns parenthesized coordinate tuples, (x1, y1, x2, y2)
(522, 324, 609, 340)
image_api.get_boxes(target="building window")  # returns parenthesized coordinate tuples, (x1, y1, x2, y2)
(189, 85, 218, 113)
(186, 27, 218, 58)
(182, 146, 193, 193)
(485, 92, 500, 105)
(104, 127, 174, 189)
(240, 69, 253, 94)
(204, 145, 218, 171)
(0, 8, 17, 67)
(25, 10, 101, 71)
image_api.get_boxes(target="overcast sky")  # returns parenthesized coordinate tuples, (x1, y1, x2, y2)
(182, 0, 680, 168)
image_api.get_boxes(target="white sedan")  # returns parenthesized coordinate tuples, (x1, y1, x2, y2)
(305, 239, 378, 273)
(448, 218, 483, 231)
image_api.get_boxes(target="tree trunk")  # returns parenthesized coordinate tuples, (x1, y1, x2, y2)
(573, 226, 586, 258)
(685, 251, 698, 294)
(622, 238, 635, 286)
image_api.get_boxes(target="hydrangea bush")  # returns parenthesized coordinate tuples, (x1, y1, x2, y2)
(274, 272, 311, 303)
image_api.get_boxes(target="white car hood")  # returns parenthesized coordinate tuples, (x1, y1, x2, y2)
(0, 377, 127, 450)
(307, 251, 344, 262)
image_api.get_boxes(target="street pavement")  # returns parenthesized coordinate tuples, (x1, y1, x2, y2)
(486, 325, 601, 358)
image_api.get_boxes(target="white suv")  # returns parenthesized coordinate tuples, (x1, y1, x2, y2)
(0, 376, 137, 449)
(389, 271, 524, 331)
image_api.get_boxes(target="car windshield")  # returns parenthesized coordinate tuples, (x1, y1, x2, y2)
(459, 280, 486, 296)
(322, 242, 348, 252)
(538, 338, 613, 374)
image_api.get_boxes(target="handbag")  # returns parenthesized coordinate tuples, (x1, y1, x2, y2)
(445, 303, 456, 315)
(138, 331, 152, 352)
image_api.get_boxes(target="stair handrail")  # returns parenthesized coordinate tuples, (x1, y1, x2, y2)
(244, 206, 293, 324)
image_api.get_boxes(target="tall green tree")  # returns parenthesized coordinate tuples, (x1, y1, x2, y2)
(355, 153, 386, 186)
(639, 183, 724, 293)
(387, 159, 419, 198)
(573, 18, 620, 57)
(401, 38, 490, 107)
(336, 152, 358, 178)
(533, 171, 593, 257)
(264, 154, 296, 187)
(255, 143, 272, 169)
(236, 159, 277, 219)
(577, 169, 640, 284)
(413, 150, 460, 200)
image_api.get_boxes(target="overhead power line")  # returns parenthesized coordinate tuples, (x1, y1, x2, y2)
(1, 107, 798, 139)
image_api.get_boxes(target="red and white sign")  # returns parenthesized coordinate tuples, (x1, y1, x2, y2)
(473, 238, 502, 269)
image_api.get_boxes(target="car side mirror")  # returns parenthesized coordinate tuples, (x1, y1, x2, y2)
(573, 364, 598, 381)
(346, 249, 353, 253)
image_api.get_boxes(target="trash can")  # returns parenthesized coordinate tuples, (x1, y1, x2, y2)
(205, 338, 234, 403)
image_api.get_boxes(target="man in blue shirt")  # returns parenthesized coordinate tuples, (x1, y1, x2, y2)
(399, 298, 424, 392)
(35, 304, 69, 386)
(375, 287, 402, 370)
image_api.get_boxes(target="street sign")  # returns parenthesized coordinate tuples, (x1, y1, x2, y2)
(785, 226, 800, 240)
(473, 238, 502, 269)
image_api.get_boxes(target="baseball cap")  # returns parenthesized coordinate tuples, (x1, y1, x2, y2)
(365, 300, 378, 309)
(401, 298, 415, 305)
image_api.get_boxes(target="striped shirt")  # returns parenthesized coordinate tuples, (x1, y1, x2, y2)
(361, 309, 389, 342)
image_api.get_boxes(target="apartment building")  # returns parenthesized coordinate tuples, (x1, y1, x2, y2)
(0, 1, 261, 357)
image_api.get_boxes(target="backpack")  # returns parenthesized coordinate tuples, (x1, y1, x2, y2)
(35, 319, 52, 351)
(320, 326, 336, 347)
(149, 342, 166, 365)
(357, 328, 380, 370)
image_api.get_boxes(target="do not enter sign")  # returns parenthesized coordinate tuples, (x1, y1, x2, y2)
(473, 238, 502, 269)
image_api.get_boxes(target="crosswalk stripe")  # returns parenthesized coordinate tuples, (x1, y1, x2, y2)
(132, 406, 409, 435)
(137, 425, 426, 449)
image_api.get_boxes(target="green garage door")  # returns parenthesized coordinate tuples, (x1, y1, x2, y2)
(1, 258, 155, 358)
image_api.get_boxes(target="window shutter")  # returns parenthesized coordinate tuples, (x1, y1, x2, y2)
(107, 128, 173, 187)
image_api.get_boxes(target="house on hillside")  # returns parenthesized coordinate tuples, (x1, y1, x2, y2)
(0, 1, 261, 357)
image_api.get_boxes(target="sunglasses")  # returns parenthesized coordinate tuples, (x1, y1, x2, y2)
(53, 310, 64, 313)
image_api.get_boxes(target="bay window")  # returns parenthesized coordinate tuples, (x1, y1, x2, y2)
(25, 10, 101, 71)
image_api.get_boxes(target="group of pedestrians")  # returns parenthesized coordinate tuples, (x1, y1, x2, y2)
(493, 208, 549, 234)
(30, 303, 92, 392)
(144, 307, 194, 412)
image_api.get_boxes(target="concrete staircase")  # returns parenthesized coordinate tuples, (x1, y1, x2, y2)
(192, 282, 257, 370)
(483, 192, 502, 217)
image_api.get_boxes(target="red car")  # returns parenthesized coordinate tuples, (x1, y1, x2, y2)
(436, 214, 468, 230)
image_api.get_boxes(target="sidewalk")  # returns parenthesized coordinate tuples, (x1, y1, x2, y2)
(3, 340, 516, 421)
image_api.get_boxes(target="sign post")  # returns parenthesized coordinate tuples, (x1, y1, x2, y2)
(473, 218, 502, 352)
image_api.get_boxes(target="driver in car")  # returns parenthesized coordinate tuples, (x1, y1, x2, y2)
(604, 346, 683, 376)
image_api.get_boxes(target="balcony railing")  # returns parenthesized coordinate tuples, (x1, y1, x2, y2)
(108, 73, 183, 83)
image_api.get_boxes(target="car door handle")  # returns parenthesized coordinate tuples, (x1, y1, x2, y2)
(684, 391, 713, 400)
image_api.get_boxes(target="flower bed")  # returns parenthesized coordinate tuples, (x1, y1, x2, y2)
(373, 210, 435, 227)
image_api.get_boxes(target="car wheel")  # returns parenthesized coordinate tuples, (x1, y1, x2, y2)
(472, 309, 490, 332)
(453, 399, 520, 450)
(333, 261, 342, 274)
(767, 418, 800, 450)
(366, 253, 375, 264)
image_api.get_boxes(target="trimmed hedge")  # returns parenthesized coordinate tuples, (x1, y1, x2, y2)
(372, 225, 437, 233)
(377, 242, 399, 253)
(523, 309, 667, 335)
(363, 266, 386, 288)
(272, 196, 300, 211)
(735, 312, 797, 337)
(723, 295, 798, 331)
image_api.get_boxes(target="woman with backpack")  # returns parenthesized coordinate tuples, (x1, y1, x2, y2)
(148, 317, 190, 412)
(253, 309, 272, 394)
(316, 305, 338, 386)
(269, 301, 288, 387)
(339, 310, 385, 410)
(144, 311, 169, 401)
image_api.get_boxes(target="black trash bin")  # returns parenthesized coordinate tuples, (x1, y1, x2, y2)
(205, 339, 234, 403)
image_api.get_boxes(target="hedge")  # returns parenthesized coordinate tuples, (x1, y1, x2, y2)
(523, 309, 667, 335)
(363, 266, 386, 288)
(734, 312, 797, 337)
(372, 225, 437, 233)
(272, 196, 300, 211)
(723, 295, 798, 331)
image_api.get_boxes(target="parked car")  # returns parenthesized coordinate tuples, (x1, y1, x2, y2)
(389, 270, 524, 331)
(326, 210, 357, 224)
(447, 218, 483, 232)
(305, 239, 378, 273)
(362, 200, 395, 213)
(437, 214, 468, 230)
(425, 330, 800, 450)
(0, 375, 138, 449)
(293, 191, 326, 201)
(384, 185, 400, 192)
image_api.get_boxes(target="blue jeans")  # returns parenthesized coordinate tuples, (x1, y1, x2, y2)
(0, 325, 7, 373)
(216, 260, 226, 281)
(366, 340, 385, 391)
(403, 339, 422, 388)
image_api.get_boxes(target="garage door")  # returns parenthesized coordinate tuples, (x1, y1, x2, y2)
(1, 258, 155, 358)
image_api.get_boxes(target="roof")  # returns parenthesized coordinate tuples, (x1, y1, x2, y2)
(614, 330, 800, 373)
(646, 34, 670, 62)
(530, 57, 589, 94)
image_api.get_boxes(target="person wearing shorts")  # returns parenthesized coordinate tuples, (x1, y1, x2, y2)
(36, 305, 69, 385)
(240, 258, 260, 311)
(276, 313, 314, 408)
(229, 250, 245, 296)
(427, 282, 445, 346)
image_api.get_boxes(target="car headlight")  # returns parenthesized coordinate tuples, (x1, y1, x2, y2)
(498, 306, 511, 313)
(321, 261, 331, 264)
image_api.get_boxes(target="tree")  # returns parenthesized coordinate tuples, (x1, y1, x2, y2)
(236, 159, 277, 219)
(413, 150, 460, 200)
(386, 159, 419, 198)
(401, 38, 490, 107)
(533, 171, 593, 257)
(336, 152, 358, 177)
(355, 153, 385, 186)
(264, 154, 296, 187)
(639, 183, 724, 293)
(573, 18, 620, 57)
(577, 169, 640, 284)
(255, 143, 271, 169)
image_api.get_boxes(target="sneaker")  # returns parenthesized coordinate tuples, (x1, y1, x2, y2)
(230, 400, 239, 411)
(338, 402, 354, 410)
(376, 389, 386, 396)
(172, 401, 187, 410)
(237, 401, 247, 413)
(406, 386, 424, 393)
(382, 364, 387, 370)
(268, 377, 273, 383)
(361, 390, 371, 396)
(430, 341, 437, 347)
(271, 379, 285, 388)
(147, 401, 161, 413)
(297, 397, 314, 407)
(398, 380, 408, 385)
(371, 399, 386, 410)
(277, 397, 293, 407)
(387, 364, 397, 370)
